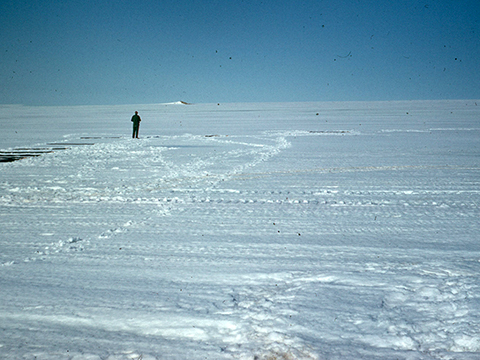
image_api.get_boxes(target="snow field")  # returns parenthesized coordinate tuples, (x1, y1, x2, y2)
(0, 100, 479, 359)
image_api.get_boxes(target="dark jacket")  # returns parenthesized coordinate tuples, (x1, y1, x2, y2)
(131, 114, 141, 126)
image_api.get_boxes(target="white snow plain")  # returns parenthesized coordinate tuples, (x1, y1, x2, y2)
(0, 100, 479, 360)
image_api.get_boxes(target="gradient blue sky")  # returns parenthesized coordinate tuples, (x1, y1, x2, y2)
(1, 0, 479, 105)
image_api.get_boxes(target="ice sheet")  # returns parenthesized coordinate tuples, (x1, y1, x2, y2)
(1, 100, 479, 359)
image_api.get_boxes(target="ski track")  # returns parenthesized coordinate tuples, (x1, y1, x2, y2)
(1, 104, 480, 359)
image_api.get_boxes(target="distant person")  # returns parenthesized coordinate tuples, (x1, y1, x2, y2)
(131, 111, 141, 138)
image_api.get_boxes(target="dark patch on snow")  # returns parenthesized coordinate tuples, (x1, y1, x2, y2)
(47, 142, 95, 146)
(80, 136, 121, 139)
(0, 148, 66, 163)
(1, 142, 93, 163)
(0, 152, 43, 162)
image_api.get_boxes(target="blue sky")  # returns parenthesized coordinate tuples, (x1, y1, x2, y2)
(1, 0, 479, 105)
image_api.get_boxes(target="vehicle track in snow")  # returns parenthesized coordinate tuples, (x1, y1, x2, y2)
(1, 122, 480, 359)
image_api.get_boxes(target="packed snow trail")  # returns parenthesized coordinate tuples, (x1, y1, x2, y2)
(1, 101, 479, 359)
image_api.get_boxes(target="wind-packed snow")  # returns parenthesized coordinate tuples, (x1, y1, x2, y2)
(1, 100, 479, 360)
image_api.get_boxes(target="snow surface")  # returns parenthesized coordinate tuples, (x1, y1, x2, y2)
(1, 100, 479, 360)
